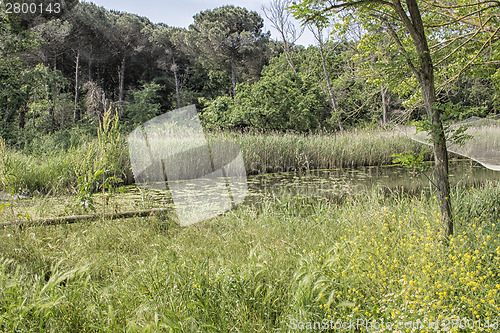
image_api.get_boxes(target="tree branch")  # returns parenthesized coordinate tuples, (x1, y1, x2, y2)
(433, 26, 484, 67)
(422, 0, 500, 10)
(429, 30, 476, 51)
(374, 14, 420, 79)
(392, 0, 424, 49)
(322, 0, 394, 10)
(301, 0, 394, 24)
(429, 0, 499, 32)
(441, 25, 500, 86)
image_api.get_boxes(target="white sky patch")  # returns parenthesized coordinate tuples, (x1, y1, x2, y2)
(85, 0, 316, 46)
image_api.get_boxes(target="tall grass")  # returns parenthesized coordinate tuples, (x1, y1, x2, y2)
(222, 129, 430, 174)
(0, 112, 131, 196)
(0, 182, 498, 331)
(1, 129, 427, 195)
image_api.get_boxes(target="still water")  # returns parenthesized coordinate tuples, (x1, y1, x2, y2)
(124, 159, 500, 210)
(245, 159, 500, 201)
(1, 159, 498, 221)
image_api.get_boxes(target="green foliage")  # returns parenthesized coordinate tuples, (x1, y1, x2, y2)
(413, 111, 474, 148)
(122, 82, 162, 130)
(199, 95, 234, 130)
(18, 126, 96, 156)
(188, 5, 270, 92)
(446, 125, 473, 147)
(233, 72, 327, 131)
(391, 150, 428, 171)
(0, 32, 69, 144)
(75, 108, 123, 212)
(445, 75, 499, 118)
(202, 41, 392, 131)
(291, 0, 500, 123)
(202, 54, 330, 131)
(0, 57, 26, 142)
(4, 0, 499, 142)
(0, 6, 42, 143)
(21, 64, 69, 136)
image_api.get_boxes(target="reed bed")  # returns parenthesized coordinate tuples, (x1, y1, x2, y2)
(222, 129, 430, 174)
(1, 129, 429, 195)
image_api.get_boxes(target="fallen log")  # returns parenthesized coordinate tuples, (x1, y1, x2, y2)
(0, 208, 168, 227)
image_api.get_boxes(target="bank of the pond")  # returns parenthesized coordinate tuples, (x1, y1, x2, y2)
(1, 130, 429, 195)
(0, 182, 498, 331)
(224, 130, 430, 173)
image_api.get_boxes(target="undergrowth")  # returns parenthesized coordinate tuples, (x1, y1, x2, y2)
(0, 183, 498, 332)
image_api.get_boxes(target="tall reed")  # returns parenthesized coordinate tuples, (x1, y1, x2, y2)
(1, 129, 429, 195)
(218, 130, 431, 174)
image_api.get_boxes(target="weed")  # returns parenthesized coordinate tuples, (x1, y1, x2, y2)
(0, 183, 498, 331)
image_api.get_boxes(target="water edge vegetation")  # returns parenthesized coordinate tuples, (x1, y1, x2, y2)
(0, 182, 498, 331)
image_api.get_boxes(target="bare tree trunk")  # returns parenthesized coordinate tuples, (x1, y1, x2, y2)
(314, 27, 343, 130)
(74, 49, 80, 123)
(61, 103, 64, 128)
(18, 105, 26, 129)
(319, 38, 336, 110)
(284, 41, 297, 76)
(49, 106, 55, 133)
(53, 83, 58, 132)
(118, 56, 126, 102)
(172, 63, 181, 109)
(381, 86, 388, 125)
(231, 52, 237, 96)
(262, 0, 303, 76)
(88, 57, 92, 82)
(47, 81, 55, 133)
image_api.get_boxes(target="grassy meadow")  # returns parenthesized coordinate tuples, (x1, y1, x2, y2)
(0, 183, 499, 331)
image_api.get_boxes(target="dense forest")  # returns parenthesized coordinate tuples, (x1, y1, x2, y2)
(1, 0, 498, 149)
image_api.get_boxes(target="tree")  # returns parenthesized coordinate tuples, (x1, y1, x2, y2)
(64, 2, 111, 122)
(30, 18, 71, 68)
(308, 23, 344, 129)
(123, 82, 162, 129)
(148, 25, 189, 109)
(188, 6, 270, 95)
(4, 0, 78, 30)
(202, 53, 329, 131)
(0, 6, 39, 141)
(23, 64, 68, 134)
(108, 12, 150, 103)
(262, 0, 304, 75)
(292, 0, 456, 240)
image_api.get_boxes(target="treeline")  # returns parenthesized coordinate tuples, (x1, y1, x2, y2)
(0, 0, 499, 147)
(0, 2, 271, 145)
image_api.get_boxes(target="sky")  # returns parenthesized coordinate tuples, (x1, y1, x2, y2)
(85, 0, 316, 46)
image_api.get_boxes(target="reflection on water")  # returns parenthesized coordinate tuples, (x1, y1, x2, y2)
(2, 159, 498, 222)
(127, 159, 499, 208)
(246, 159, 500, 201)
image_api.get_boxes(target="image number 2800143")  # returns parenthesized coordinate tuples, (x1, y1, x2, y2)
(5, 2, 61, 14)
